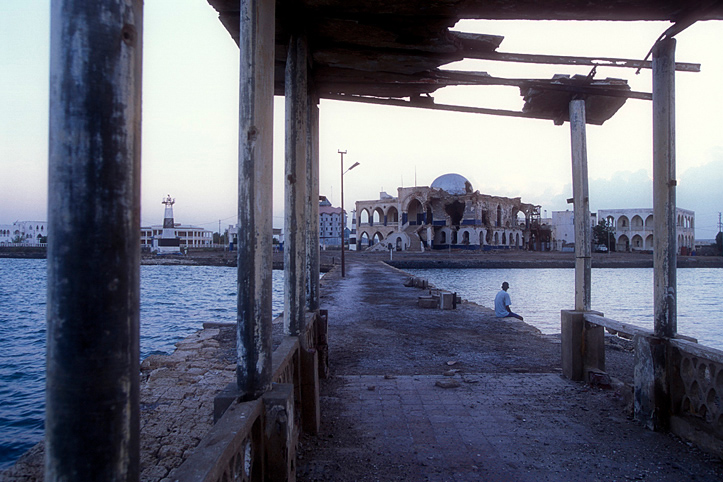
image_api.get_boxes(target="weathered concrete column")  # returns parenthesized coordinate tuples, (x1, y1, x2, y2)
(561, 310, 604, 381)
(46, 1, 142, 480)
(236, 0, 275, 399)
(263, 383, 297, 480)
(284, 33, 308, 335)
(652, 38, 677, 338)
(569, 99, 592, 311)
(306, 93, 320, 311)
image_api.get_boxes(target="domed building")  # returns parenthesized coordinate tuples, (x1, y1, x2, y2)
(355, 173, 546, 251)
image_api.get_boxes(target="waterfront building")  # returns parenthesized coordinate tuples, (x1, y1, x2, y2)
(319, 195, 345, 247)
(550, 210, 598, 252)
(355, 173, 543, 251)
(0, 221, 48, 245)
(547, 207, 695, 254)
(140, 196, 213, 253)
(227, 226, 282, 249)
(598, 208, 695, 254)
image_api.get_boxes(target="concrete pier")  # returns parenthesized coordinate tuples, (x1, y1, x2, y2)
(295, 255, 722, 481)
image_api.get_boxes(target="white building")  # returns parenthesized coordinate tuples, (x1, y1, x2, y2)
(140, 196, 213, 253)
(227, 226, 282, 249)
(550, 210, 597, 252)
(0, 221, 48, 245)
(597, 208, 695, 254)
(319, 196, 345, 247)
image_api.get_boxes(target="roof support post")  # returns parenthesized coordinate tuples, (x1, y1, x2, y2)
(569, 99, 592, 312)
(652, 38, 677, 338)
(236, 0, 275, 399)
(306, 93, 321, 311)
(46, 1, 143, 479)
(284, 33, 309, 335)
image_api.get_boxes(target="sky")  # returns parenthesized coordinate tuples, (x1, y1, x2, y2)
(1, 1, 722, 239)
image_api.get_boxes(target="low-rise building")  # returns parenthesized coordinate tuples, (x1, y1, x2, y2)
(141, 196, 213, 253)
(550, 210, 597, 252)
(597, 208, 694, 254)
(0, 221, 48, 245)
(355, 173, 543, 251)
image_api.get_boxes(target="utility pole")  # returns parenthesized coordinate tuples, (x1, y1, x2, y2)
(339, 150, 347, 277)
(339, 150, 360, 277)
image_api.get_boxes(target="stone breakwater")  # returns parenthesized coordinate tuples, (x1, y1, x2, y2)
(1, 323, 238, 482)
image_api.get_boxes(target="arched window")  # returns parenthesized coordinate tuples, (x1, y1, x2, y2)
(496, 205, 502, 227)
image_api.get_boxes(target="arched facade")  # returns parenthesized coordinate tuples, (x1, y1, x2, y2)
(356, 175, 540, 252)
(598, 208, 695, 255)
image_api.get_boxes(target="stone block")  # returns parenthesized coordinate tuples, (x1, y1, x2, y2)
(587, 368, 612, 389)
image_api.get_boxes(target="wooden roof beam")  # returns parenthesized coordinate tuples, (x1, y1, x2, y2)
(323, 92, 561, 122)
(322, 93, 615, 125)
(435, 70, 652, 100)
(458, 48, 701, 72)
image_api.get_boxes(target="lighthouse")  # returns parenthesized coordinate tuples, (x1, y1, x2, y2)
(152, 195, 182, 254)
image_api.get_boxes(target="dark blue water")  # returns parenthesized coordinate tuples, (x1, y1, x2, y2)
(407, 267, 723, 349)
(0, 259, 284, 470)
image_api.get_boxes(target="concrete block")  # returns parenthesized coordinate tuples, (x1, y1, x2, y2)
(561, 310, 605, 382)
(440, 292, 455, 310)
(418, 296, 438, 309)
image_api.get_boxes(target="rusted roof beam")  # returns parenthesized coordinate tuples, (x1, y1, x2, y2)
(458, 48, 701, 72)
(322, 93, 612, 124)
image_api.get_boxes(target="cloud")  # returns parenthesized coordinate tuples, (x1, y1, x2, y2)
(678, 154, 723, 239)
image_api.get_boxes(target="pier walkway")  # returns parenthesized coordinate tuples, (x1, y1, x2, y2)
(298, 255, 723, 481)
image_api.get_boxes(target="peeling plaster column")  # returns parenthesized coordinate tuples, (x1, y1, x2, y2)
(570, 99, 592, 311)
(306, 93, 320, 311)
(46, 1, 142, 479)
(652, 38, 677, 338)
(236, 0, 275, 399)
(284, 33, 309, 335)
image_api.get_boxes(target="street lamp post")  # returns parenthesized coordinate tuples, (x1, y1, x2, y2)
(340, 150, 359, 277)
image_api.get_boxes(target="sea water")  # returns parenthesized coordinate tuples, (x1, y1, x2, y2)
(406, 267, 723, 350)
(1, 260, 722, 469)
(0, 259, 284, 470)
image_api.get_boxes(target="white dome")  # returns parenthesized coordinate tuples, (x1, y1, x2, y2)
(431, 173, 472, 195)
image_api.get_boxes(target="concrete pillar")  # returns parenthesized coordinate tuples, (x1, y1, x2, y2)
(46, 1, 142, 480)
(284, 33, 308, 335)
(306, 93, 320, 311)
(569, 99, 592, 311)
(634, 334, 670, 430)
(652, 38, 677, 338)
(263, 384, 297, 481)
(236, 0, 275, 399)
(560, 310, 604, 381)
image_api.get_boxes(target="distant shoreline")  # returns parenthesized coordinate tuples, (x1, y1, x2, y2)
(2, 247, 722, 269)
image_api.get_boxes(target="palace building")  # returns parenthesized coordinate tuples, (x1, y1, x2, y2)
(355, 173, 545, 251)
